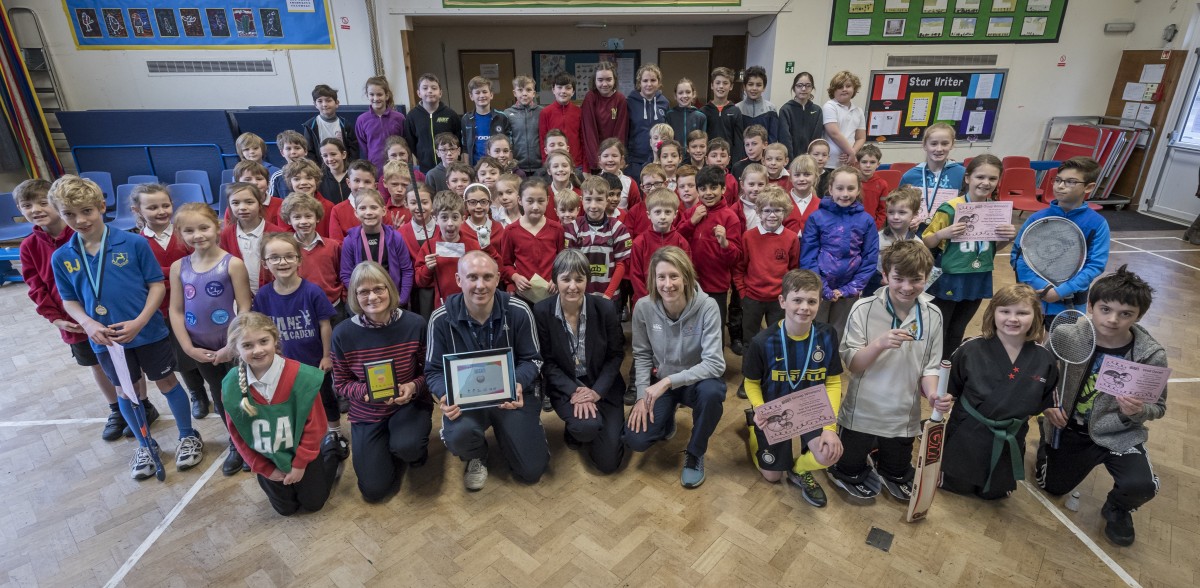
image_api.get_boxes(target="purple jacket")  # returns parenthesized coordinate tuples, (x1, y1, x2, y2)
(799, 197, 880, 299)
(340, 225, 413, 306)
(355, 109, 406, 170)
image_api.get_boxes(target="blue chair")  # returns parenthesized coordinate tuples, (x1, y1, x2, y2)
(81, 171, 116, 209)
(221, 169, 235, 185)
(127, 174, 159, 185)
(168, 183, 207, 207)
(110, 184, 140, 231)
(175, 170, 214, 203)
(214, 183, 232, 214)
(0, 192, 33, 241)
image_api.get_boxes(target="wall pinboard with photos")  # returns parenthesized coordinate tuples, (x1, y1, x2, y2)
(829, 0, 1067, 45)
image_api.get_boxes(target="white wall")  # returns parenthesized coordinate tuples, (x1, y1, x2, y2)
(9, 0, 375, 110)
(407, 23, 750, 113)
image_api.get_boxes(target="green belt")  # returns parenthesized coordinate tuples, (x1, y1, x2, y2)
(960, 397, 1026, 493)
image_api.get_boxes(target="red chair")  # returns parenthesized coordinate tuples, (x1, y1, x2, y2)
(998, 167, 1048, 214)
(873, 169, 902, 193)
(962, 157, 973, 168)
(1002, 155, 1032, 169)
(889, 162, 917, 175)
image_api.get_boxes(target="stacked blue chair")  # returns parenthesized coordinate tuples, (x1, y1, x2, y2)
(176, 170, 214, 203)
(168, 183, 207, 207)
(81, 171, 116, 209)
(110, 184, 140, 231)
(127, 174, 159, 185)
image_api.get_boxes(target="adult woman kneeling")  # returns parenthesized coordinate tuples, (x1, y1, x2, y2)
(624, 246, 727, 488)
(534, 249, 627, 474)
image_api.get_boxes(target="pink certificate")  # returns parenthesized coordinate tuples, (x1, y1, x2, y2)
(1096, 355, 1171, 403)
(753, 384, 837, 445)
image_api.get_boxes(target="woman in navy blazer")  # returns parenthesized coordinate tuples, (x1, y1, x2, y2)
(533, 249, 627, 474)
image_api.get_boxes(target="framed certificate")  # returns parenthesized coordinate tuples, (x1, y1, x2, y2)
(365, 359, 396, 402)
(443, 348, 517, 410)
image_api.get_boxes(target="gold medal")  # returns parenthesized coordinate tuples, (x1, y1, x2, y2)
(971, 259, 982, 269)
(95, 304, 108, 316)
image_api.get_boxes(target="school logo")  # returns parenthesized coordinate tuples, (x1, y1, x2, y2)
(183, 284, 197, 300)
(813, 346, 824, 363)
(681, 325, 699, 337)
(111, 252, 129, 267)
(185, 311, 197, 326)
(610, 108, 618, 120)
(62, 259, 80, 273)
(774, 248, 786, 261)
(211, 309, 230, 325)
(652, 322, 663, 331)
(205, 281, 225, 297)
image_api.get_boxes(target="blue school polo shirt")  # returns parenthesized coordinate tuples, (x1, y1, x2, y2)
(52, 226, 170, 352)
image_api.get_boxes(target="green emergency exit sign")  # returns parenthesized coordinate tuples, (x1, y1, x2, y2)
(785, 61, 794, 73)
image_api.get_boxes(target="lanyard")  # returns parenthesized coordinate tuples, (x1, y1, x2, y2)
(360, 228, 385, 263)
(779, 322, 816, 391)
(76, 226, 109, 302)
(885, 291, 923, 340)
(921, 166, 944, 215)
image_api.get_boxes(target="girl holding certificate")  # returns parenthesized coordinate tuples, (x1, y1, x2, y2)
(331, 261, 431, 502)
(533, 249, 627, 474)
(921, 154, 1017, 359)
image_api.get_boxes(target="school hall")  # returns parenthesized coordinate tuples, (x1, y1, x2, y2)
(1, 1, 1199, 586)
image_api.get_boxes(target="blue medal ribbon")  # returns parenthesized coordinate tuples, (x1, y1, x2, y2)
(779, 321, 816, 391)
(76, 226, 109, 314)
(885, 290, 923, 340)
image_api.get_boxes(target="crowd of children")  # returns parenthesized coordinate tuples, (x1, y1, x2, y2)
(15, 65, 1167, 547)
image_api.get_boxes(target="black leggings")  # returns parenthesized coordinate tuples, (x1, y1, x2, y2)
(704, 290, 730, 345)
(195, 361, 233, 422)
(834, 427, 916, 483)
(933, 297, 983, 361)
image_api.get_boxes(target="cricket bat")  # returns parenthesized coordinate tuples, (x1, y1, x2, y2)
(906, 360, 952, 522)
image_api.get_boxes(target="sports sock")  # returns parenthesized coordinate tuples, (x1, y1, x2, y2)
(792, 451, 827, 475)
(327, 424, 341, 433)
(160, 383, 195, 438)
(117, 396, 149, 447)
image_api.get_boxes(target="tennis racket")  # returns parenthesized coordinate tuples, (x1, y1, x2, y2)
(1046, 310, 1096, 448)
(1020, 217, 1087, 309)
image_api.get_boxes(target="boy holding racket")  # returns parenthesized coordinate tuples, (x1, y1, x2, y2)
(1036, 266, 1166, 547)
(1010, 156, 1110, 323)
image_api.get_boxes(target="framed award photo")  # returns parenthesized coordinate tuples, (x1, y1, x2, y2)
(443, 348, 517, 410)
(365, 359, 397, 403)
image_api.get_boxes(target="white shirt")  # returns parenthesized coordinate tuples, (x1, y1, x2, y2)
(246, 355, 286, 404)
(316, 116, 342, 142)
(299, 232, 324, 251)
(822, 99, 866, 168)
(409, 218, 436, 241)
(141, 224, 174, 249)
(740, 196, 761, 232)
(237, 219, 266, 295)
(758, 223, 785, 235)
(791, 191, 814, 216)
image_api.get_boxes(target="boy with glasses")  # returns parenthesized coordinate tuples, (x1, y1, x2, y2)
(424, 133, 462, 193)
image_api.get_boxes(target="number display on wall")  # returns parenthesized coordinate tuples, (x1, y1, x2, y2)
(865, 70, 1007, 143)
(831, 0, 1067, 45)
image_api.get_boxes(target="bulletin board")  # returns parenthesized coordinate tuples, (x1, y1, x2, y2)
(865, 70, 1007, 143)
(62, 0, 334, 49)
(531, 50, 641, 105)
(829, 0, 1067, 45)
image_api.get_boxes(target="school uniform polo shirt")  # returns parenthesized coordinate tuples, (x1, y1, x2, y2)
(52, 226, 170, 353)
(837, 287, 943, 438)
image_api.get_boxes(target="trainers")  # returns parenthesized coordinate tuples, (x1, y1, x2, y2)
(130, 446, 156, 480)
(176, 432, 204, 470)
(826, 466, 878, 499)
(564, 429, 582, 451)
(190, 393, 210, 419)
(1101, 501, 1136, 546)
(322, 430, 350, 461)
(736, 382, 747, 399)
(222, 444, 245, 476)
(464, 458, 488, 491)
(788, 471, 828, 507)
(881, 477, 913, 501)
(102, 411, 126, 441)
(623, 387, 637, 406)
(542, 394, 553, 413)
(730, 339, 745, 356)
(681, 452, 705, 488)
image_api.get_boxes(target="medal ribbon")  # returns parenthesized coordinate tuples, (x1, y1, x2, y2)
(76, 226, 109, 305)
(360, 228, 385, 263)
(779, 322, 816, 391)
(885, 290, 923, 340)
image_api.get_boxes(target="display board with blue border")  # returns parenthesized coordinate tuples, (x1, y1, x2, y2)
(62, 0, 334, 49)
(865, 70, 1006, 143)
(830, 0, 1067, 45)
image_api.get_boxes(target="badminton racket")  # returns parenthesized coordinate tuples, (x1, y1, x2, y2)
(1046, 309, 1096, 448)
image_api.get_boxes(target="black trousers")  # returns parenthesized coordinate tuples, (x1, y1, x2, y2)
(257, 442, 341, 516)
(550, 390, 625, 474)
(834, 427, 916, 483)
(319, 371, 338, 424)
(933, 297, 983, 361)
(441, 394, 550, 484)
(728, 284, 744, 343)
(351, 402, 434, 502)
(741, 296, 784, 343)
(1036, 426, 1159, 512)
(704, 290, 730, 345)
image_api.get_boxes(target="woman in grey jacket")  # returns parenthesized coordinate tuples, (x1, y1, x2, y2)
(624, 246, 726, 488)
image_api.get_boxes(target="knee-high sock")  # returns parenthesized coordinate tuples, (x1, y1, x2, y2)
(117, 396, 149, 447)
(160, 383, 194, 438)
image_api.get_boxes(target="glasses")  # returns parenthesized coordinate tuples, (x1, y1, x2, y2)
(465, 199, 490, 206)
(760, 208, 785, 216)
(643, 181, 665, 189)
(794, 83, 814, 89)
(265, 254, 299, 264)
(1052, 177, 1086, 187)
(436, 147, 460, 153)
(355, 285, 389, 299)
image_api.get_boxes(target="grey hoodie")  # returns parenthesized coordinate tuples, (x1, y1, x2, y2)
(631, 289, 726, 398)
(1040, 322, 1167, 452)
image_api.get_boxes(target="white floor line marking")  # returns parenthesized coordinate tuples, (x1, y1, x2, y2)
(104, 455, 222, 588)
(996, 249, 1198, 257)
(1112, 239, 1200, 272)
(1020, 481, 1142, 588)
(1168, 377, 1200, 383)
(1109, 236, 1185, 241)
(0, 416, 178, 427)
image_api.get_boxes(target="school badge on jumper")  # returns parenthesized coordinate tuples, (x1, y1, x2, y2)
(111, 252, 129, 267)
(812, 346, 824, 363)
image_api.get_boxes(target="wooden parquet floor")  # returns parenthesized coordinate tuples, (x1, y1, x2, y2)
(2, 229, 1198, 587)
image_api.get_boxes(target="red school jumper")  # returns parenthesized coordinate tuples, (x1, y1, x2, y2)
(20, 225, 87, 345)
(860, 174, 889, 229)
(143, 227, 192, 315)
(298, 235, 344, 305)
(678, 198, 743, 294)
(734, 226, 801, 302)
(219, 219, 288, 287)
(500, 219, 564, 289)
(783, 194, 822, 235)
(628, 228, 691, 304)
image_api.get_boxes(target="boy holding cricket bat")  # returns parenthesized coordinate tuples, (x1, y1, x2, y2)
(827, 240, 949, 501)
(1036, 266, 1167, 547)
(743, 269, 844, 508)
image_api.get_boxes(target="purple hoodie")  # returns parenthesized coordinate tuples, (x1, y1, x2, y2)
(355, 109, 405, 170)
(339, 224, 413, 306)
(799, 197, 880, 299)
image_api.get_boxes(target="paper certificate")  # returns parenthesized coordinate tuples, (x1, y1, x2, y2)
(435, 241, 466, 258)
(365, 359, 396, 402)
(444, 348, 518, 409)
(1096, 355, 1171, 403)
(952, 201, 1013, 242)
(753, 384, 836, 446)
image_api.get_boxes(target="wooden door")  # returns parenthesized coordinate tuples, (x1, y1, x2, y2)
(711, 34, 747, 103)
(658, 49, 711, 106)
(459, 50, 516, 111)
(1103, 50, 1187, 206)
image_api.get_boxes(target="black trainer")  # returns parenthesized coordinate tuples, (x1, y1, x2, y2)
(102, 411, 126, 441)
(730, 339, 745, 356)
(190, 393, 210, 419)
(623, 387, 637, 406)
(322, 430, 349, 461)
(788, 471, 828, 507)
(1101, 501, 1136, 546)
(826, 464, 878, 499)
(736, 382, 747, 399)
(564, 430, 582, 451)
(222, 444, 245, 476)
(542, 393, 553, 413)
(881, 477, 914, 501)
(123, 401, 160, 437)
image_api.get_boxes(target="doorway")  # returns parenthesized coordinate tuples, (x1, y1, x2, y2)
(459, 50, 516, 112)
(658, 49, 711, 106)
